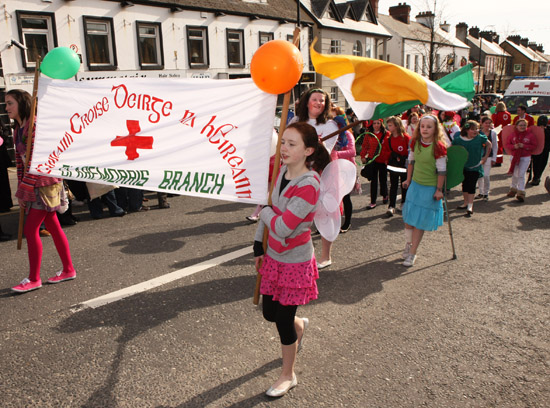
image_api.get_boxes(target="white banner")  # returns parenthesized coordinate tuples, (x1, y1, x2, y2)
(30, 77, 278, 204)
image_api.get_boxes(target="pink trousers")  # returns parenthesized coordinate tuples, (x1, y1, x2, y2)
(25, 208, 74, 282)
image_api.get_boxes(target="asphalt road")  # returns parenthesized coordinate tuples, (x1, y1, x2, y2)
(1, 163, 549, 407)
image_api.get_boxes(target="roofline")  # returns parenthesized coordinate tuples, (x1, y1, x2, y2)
(102, 0, 314, 24)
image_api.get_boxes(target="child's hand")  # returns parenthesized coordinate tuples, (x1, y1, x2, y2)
(433, 189, 444, 201)
(255, 256, 264, 272)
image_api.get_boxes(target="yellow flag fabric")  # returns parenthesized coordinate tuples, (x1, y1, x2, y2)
(311, 47, 428, 105)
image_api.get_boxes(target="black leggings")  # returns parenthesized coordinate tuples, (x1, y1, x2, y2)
(263, 295, 298, 345)
(370, 162, 388, 204)
(389, 171, 407, 208)
(342, 193, 352, 229)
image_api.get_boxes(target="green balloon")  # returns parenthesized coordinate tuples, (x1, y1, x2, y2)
(41, 47, 81, 79)
(489, 106, 496, 114)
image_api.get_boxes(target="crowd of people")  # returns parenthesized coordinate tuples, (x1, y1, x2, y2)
(2, 86, 550, 398)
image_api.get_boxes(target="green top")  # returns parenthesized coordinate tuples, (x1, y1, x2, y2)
(451, 134, 488, 176)
(412, 142, 438, 186)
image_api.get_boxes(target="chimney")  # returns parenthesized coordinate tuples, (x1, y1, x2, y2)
(440, 21, 450, 33)
(537, 44, 544, 53)
(455, 22, 468, 43)
(389, 3, 411, 24)
(528, 42, 538, 51)
(493, 34, 499, 44)
(415, 11, 435, 28)
(480, 31, 493, 42)
(520, 37, 529, 47)
(469, 26, 480, 39)
(507, 35, 521, 45)
(370, 0, 379, 18)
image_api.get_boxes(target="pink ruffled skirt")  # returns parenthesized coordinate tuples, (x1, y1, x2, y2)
(260, 254, 319, 306)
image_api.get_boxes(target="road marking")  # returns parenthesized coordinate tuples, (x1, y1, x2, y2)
(73, 246, 252, 310)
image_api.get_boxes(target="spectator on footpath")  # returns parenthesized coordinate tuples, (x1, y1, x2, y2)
(401, 115, 447, 267)
(115, 187, 148, 213)
(5, 89, 76, 293)
(253, 122, 330, 398)
(452, 120, 492, 217)
(0, 121, 13, 213)
(0, 132, 11, 241)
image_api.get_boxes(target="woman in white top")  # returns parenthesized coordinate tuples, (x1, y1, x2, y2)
(290, 89, 339, 269)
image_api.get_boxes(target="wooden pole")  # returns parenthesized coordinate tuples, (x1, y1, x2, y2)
(17, 57, 41, 250)
(253, 27, 301, 305)
(320, 119, 362, 142)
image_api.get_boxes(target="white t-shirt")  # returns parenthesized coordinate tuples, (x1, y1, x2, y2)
(289, 117, 339, 153)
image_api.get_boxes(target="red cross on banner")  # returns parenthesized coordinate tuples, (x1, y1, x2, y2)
(524, 82, 539, 91)
(111, 120, 154, 160)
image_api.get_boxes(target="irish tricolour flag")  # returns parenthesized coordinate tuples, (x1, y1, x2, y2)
(310, 45, 474, 120)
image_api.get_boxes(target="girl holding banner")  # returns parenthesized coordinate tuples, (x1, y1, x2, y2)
(5, 90, 76, 293)
(401, 115, 447, 267)
(253, 122, 330, 397)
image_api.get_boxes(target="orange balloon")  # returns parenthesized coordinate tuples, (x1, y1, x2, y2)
(251, 40, 303, 95)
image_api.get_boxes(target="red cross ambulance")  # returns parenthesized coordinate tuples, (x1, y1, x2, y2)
(502, 78, 550, 120)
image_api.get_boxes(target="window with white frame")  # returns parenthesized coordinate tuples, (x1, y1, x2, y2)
(414, 55, 419, 73)
(259, 32, 274, 47)
(353, 41, 362, 57)
(227, 29, 245, 67)
(406, 54, 410, 69)
(422, 55, 427, 75)
(365, 37, 373, 58)
(330, 39, 341, 54)
(83, 16, 117, 70)
(187, 26, 209, 68)
(16, 12, 57, 71)
(330, 87, 339, 103)
(136, 22, 163, 69)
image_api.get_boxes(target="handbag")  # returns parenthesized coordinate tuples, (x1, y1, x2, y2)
(360, 162, 375, 180)
(387, 138, 407, 169)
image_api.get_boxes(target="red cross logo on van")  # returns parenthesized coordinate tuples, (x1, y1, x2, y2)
(524, 82, 539, 91)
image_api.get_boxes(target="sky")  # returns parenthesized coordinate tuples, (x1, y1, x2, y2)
(376, 0, 550, 55)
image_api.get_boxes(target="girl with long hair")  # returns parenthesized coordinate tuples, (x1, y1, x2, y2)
(401, 115, 447, 267)
(253, 122, 330, 398)
(5, 89, 76, 293)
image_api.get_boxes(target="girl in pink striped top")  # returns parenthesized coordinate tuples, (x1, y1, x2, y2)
(253, 122, 330, 397)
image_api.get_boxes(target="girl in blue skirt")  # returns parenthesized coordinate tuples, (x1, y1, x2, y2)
(401, 115, 447, 266)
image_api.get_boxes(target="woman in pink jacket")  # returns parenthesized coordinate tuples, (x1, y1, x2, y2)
(330, 125, 357, 233)
(505, 119, 538, 202)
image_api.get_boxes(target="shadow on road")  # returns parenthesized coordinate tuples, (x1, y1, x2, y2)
(157, 358, 281, 408)
(56, 248, 436, 407)
(109, 220, 246, 254)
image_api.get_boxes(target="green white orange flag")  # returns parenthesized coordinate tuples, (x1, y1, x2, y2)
(310, 44, 474, 120)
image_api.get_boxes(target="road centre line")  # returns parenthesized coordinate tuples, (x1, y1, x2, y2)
(73, 246, 252, 310)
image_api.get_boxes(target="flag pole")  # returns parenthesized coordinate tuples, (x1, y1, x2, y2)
(442, 177, 457, 260)
(17, 56, 41, 250)
(253, 27, 301, 305)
